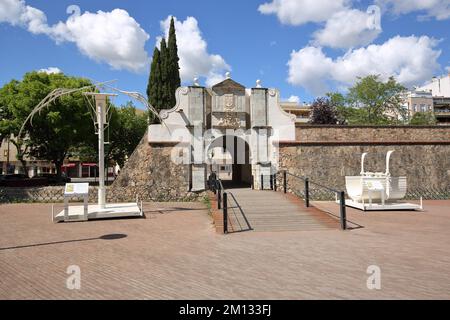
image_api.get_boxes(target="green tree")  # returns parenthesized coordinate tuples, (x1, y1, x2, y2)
(70, 102, 148, 173)
(326, 92, 346, 109)
(410, 111, 437, 125)
(326, 92, 348, 124)
(160, 38, 170, 108)
(147, 47, 162, 122)
(108, 102, 148, 168)
(347, 75, 407, 125)
(146, 19, 181, 123)
(167, 16, 181, 108)
(0, 72, 94, 178)
(0, 79, 29, 174)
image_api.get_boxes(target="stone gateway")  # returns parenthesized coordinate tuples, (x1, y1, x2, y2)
(111, 76, 297, 201)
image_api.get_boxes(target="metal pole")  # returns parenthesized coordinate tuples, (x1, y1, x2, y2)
(97, 100, 106, 209)
(260, 174, 264, 190)
(251, 175, 254, 190)
(217, 183, 221, 210)
(305, 178, 310, 208)
(6, 137, 10, 174)
(340, 191, 347, 230)
(283, 170, 287, 194)
(274, 174, 277, 191)
(223, 192, 228, 234)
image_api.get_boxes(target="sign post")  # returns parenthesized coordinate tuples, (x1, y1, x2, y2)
(64, 183, 89, 221)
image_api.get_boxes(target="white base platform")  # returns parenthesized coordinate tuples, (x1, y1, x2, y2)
(344, 199, 423, 211)
(54, 203, 143, 222)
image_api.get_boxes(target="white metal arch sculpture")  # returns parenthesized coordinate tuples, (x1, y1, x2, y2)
(19, 79, 163, 217)
(18, 80, 163, 139)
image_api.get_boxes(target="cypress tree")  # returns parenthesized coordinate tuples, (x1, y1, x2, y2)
(168, 16, 181, 107)
(159, 37, 170, 108)
(147, 47, 162, 123)
(146, 18, 181, 123)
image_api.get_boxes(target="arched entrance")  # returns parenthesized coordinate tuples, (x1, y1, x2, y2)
(207, 135, 252, 188)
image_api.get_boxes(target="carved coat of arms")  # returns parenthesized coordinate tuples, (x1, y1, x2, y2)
(218, 94, 239, 127)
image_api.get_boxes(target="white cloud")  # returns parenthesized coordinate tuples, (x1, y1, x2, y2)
(288, 36, 441, 95)
(286, 95, 300, 103)
(0, 0, 48, 32)
(157, 16, 230, 86)
(0, 1, 150, 72)
(376, 0, 450, 20)
(258, 0, 350, 25)
(38, 67, 62, 74)
(259, 1, 382, 49)
(313, 9, 382, 49)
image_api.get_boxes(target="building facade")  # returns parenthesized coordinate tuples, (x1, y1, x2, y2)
(415, 73, 450, 125)
(402, 90, 434, 117)
(0, 137, 55, 176)
(280, 102, 311, 124)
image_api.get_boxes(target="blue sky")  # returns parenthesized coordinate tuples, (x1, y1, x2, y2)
(1, 0, 450, 108)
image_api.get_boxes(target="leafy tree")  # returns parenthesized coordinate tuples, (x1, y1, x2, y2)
(326, 92, 346, 109)
(409, 111, 437, 125)
(167, 16, 181, 108)
(0, 72, 94, 178)
(0, 79, 29, 173)
(309, 97, 338, 124)
(336, 106, 373, 125)
(326, 92, 347, 124)
(347, 75, 407, 125)
(73, 102, 148, 169)
(107, 102, 148, 168)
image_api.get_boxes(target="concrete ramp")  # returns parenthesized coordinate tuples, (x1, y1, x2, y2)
(228, 188, 339, 232)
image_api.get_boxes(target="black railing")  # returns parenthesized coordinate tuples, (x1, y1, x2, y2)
(282, 171, 347, 230)
(259, 174, 277, 191)
(209, 176, 251, 234)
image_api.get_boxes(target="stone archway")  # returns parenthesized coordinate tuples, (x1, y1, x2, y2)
(207, 135, 252, 187)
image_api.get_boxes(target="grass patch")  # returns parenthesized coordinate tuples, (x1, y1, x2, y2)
(201, 194, 212, 216)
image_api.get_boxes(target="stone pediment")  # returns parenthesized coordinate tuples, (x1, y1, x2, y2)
(212, 78, 246, 96)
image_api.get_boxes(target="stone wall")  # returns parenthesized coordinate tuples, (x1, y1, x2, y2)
(280, 126, 450, 199)
(109, 133, 202, 202)
(295, 125, 450, 142)
(0, 186, 102, 203)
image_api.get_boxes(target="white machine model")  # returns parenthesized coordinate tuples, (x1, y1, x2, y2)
(344, 150, 423, 211)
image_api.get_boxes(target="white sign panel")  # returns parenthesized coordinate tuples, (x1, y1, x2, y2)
(64, 183, 89, 195)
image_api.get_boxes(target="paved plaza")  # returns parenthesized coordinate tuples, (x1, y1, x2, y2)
(0, 199, 449, 299)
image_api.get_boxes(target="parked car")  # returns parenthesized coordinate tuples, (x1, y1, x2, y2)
(0, 174, 28, 182)
(0, 174, 30, 187)
(32, 173, 71, 184)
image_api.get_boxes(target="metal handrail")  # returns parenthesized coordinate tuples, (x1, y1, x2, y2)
(286, 172, 340, 194)
(283, 170, 347, 230)
(228, 192, 252, 231)
(208, 176, 251, 234)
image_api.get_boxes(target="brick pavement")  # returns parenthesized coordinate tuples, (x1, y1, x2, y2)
(0, 200, 449, 299)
